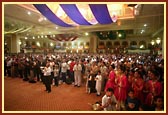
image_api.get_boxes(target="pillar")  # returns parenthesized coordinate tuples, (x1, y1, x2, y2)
(89, 35, 97, 53)
(6, 34, 20, 53)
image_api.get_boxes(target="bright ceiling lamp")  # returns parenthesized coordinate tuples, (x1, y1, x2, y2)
(76, 4, 98, 25)
(46, 3, 79, 26)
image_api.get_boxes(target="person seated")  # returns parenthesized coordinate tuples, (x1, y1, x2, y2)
(101, 88, 118, 111)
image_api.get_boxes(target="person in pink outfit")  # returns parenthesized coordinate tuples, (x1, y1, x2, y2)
(132, 70, 144, 103)
(114, 64, 128, 110)
(145, 70, 163, 106)
(104, 64, 116, 92)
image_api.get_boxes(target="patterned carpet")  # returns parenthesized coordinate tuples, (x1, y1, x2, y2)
(3, 77, 103, 112)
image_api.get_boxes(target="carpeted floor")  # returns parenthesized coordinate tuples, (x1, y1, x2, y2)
(3, 77, 103, 112)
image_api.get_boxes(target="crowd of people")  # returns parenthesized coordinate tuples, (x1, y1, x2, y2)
(4, 52, 164, 111)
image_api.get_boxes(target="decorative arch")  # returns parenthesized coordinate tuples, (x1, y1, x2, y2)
(139, 41, 146, 48)
(25, 41, 31, 48)
(106, 41, 112, 48)
(43, 42, 47, 47)
(122, 41, 128, 47)
(130, 41, 137, 49)
(114, 41, 120, 47)
(63, 42, 67, 47)
(98, 41, 105, 49)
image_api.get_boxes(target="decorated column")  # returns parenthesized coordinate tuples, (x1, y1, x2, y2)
(6, 34, 20, 53)
(89, 35, 97, 53)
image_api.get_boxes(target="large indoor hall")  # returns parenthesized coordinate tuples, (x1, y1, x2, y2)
(3, 3, 165, 112)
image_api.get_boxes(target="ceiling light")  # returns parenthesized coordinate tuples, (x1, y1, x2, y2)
(33, 36, 35, 39)
(55, 27, 58, 29)
(44, 17, 47, 21)
(85, 32, 89, 36)
(38, 17, 43, 22)
(140, 45, 144, 49)
(19, 41, 22, 45)
(144, 24, 147, 27)
(151, 40, 155, 45)
(118, 33, 122, 37)
(141, 30, 145, 34)
(27, 11, 31, 15)
(156, 37, 161, 44)
(50, 43, 54, 46)
(111, 12, 118, 22)
(25, 37, 28, 39)
(36, 42, 40, 47)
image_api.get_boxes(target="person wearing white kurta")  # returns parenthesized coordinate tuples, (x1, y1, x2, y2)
(73, 61, 82, 87)
(95, 71, 102, 96)
(102, 88, 118, 111)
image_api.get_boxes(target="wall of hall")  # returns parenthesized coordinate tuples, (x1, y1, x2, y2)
(97, 35, 153, 53)
(4, 33, 161, 54)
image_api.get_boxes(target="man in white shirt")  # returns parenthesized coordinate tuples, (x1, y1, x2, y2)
(61, 59, 68, 84)
(73, 61, 82, 87)
(43, 62, 52, 93)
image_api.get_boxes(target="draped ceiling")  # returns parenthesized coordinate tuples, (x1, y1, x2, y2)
(5, 4, 135, 42)
(32, 4, 134, 42)
(33, 4, 135, 27)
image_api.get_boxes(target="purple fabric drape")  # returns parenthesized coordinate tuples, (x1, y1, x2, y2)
(34, 4, 72, 27)
(89, 4, 113, 24)
(60, 4, 91, 25)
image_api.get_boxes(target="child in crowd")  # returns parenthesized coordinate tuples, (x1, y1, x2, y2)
(125, 89, 140, 111)
(95, 71, 102, 96)
(101, 88, 118, 111)
(87, 71, 96, 93)
(153, 96, 164, 111)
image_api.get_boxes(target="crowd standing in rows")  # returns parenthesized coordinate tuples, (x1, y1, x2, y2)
(4, 53, 164, 111)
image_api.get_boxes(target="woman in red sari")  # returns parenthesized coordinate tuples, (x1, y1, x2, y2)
(145, 70, 163, 106)
(114, 64, 128, 110)
(132, 70, 144, 103)
(104, 64, 116, 92)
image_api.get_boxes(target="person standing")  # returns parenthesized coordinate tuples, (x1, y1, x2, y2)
(53, 64, 59, 86)
(43, 63, 52, 93)
(132, 70, 144, 103)
(114, 64, 128, 110)
(69, 58, 76, 84)
(61, 59, 68, 84)
(145, 70, 163, 106)
(104, 64, 116, 92)
(95, 71, 102, 96)
(73, 61, 82, 87)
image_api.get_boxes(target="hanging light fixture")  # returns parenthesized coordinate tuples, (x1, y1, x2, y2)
(151, 40, 155, 45)
(111, 12, 118, 22)
(156, 37, 161, 44)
